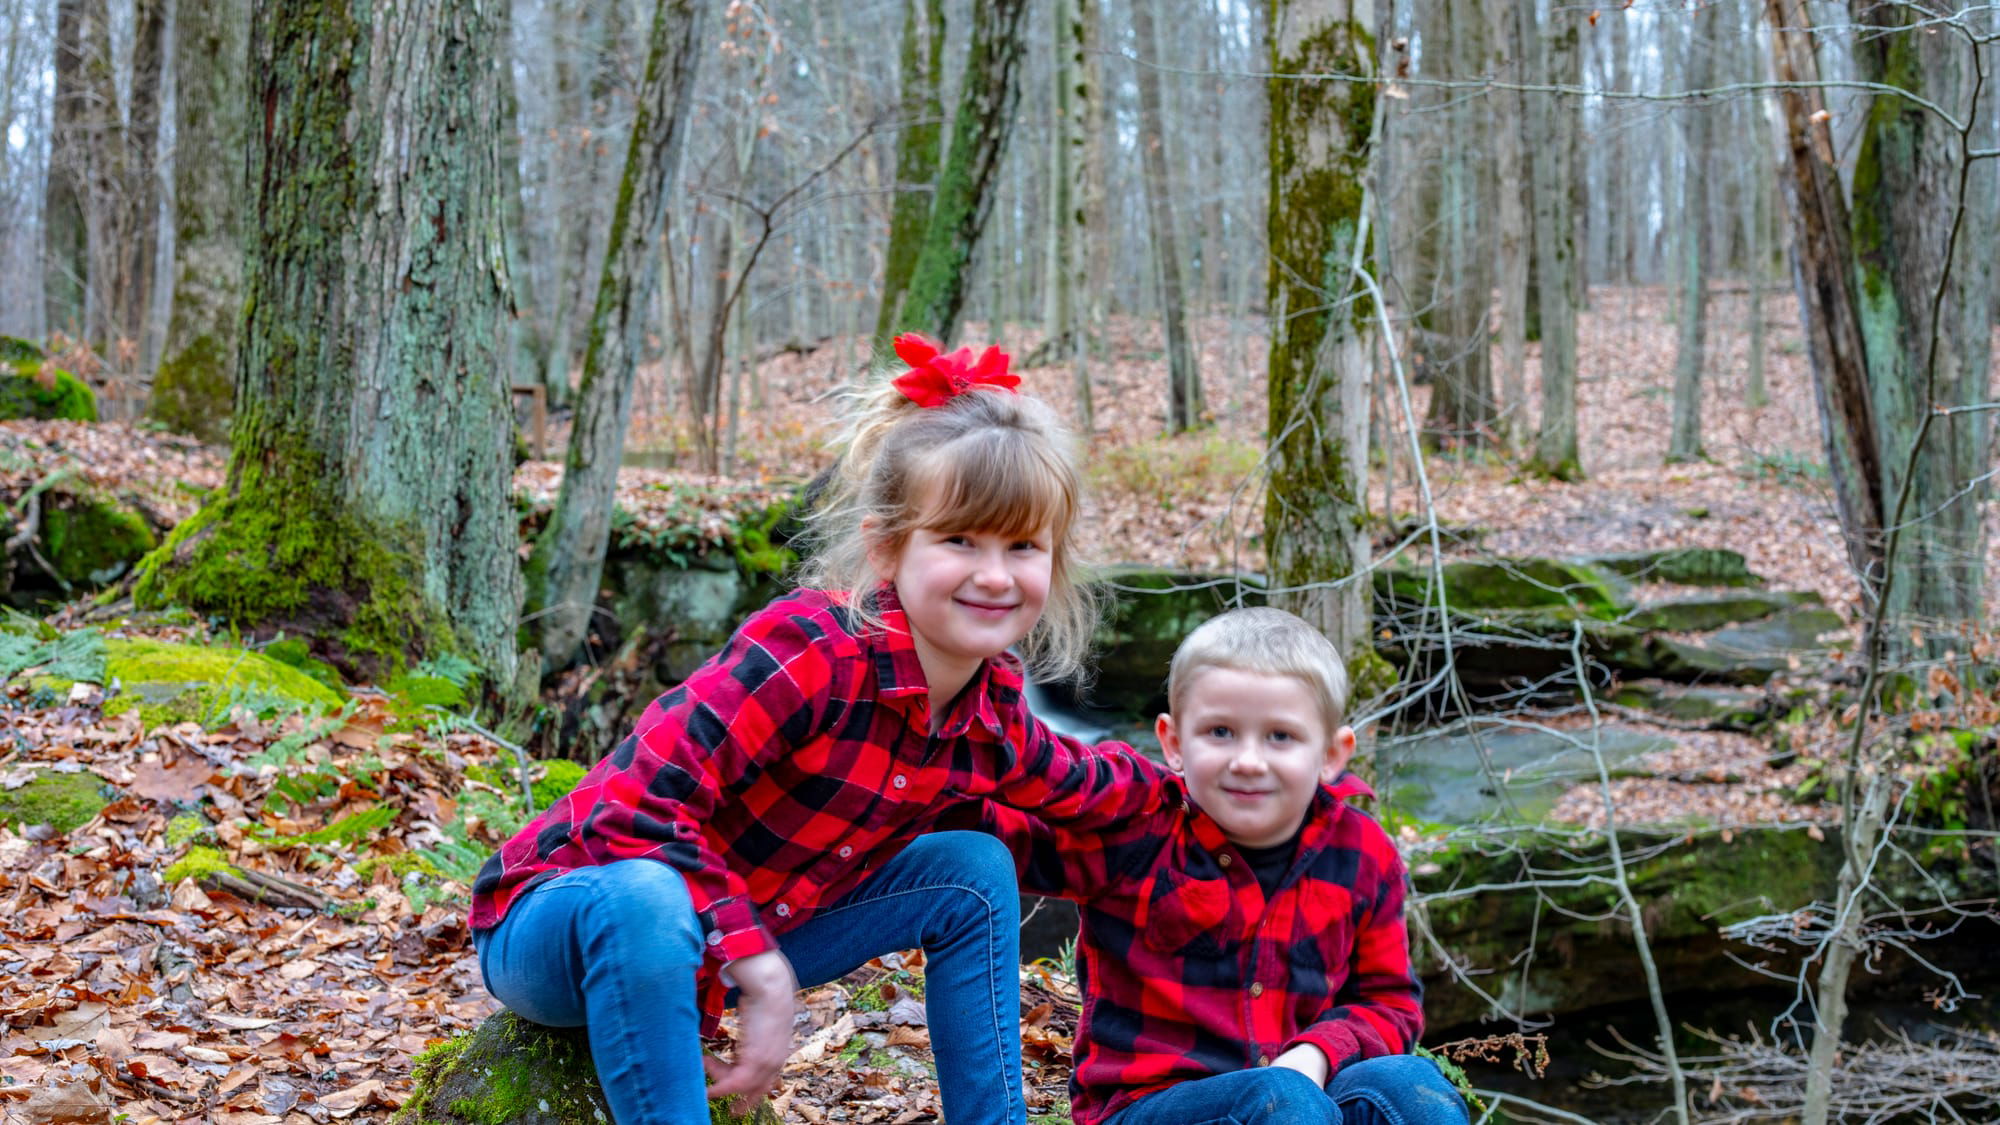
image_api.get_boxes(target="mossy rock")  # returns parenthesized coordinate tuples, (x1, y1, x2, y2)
(0, 769, 109, 834)
(0, 361, 97, 422)
(1608, 680, 1772, 729)
(0, 336, 42, 367)
(390, 1011, 778, 1125)
(1374, 558, 1629, 619)
(1583, 547, 1764, 588)
(148, 334, 233, 444)
(39, 488, 158, 586)
(1415, 826, 1844, 1029)
(1620, 590, 1818, 634)
(98, 637, 344, 727)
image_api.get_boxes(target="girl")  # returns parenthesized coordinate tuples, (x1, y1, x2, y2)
(469, 334, 1162, 1125)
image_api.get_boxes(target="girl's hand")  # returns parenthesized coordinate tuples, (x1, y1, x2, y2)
(705, 950, 799, 1112)
(1269, 1043, 1331, 1087)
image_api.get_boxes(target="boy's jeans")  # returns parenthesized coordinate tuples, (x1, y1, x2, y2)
(473, 831, 1025, 1125)
(1103, 1055, 1471, 1125)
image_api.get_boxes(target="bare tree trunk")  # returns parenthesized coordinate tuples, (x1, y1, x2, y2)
(1266, 0, 1376, 662)
(1129, 0, 1202, 432)
(1529, 0, 1582, 480)
(874, 0, 946, 345)
(1423, 0, 1495, 448)
(524, 0, 710, 670)
(43, 0, 90, 338)
(1667, 2, 1715, 464)
(894, 0, 1030, 345)
(1491, 0, 1530, 447)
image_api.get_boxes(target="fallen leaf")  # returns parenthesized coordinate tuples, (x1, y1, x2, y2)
(128, 757, 215, 803)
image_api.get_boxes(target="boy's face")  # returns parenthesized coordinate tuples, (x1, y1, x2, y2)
(1157, 667, 1357, 849)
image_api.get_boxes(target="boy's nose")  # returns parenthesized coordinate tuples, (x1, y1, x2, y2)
(1229, 745, 1269, 773)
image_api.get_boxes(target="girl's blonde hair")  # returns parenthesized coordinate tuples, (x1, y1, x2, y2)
(797, 375, 1099, 681)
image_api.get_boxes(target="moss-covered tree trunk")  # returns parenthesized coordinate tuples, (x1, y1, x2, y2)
(1264, 0, 1377, 661)
(873, 0, 947, 347)
(522, 0, 709, 673)
(1528, 0, 1582, 479)
(134, 0, 523, 684)
(893, 0, 1030, 345)
(1130, 0, 1204, 433)
(1765, 0, 1994, 645)
(153, 0, 246, 444)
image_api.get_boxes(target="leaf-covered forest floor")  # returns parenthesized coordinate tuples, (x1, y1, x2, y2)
(2, 286, 1995, 1123)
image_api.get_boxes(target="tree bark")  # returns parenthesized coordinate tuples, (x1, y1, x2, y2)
(524, 0, 710, 672)
(1667, 2, 1715, 464)
(1529, 0, 1582, 480)
(1490, 0, 1530, 445)
(1129, 0, 1203, 432)
(893, 0, 1030, 345)
(134, 0, 524, 684)
(1423, 0, 1495, 448)
(42, 0, 90, 338)
(874, 0, 947, 346)
(1265, 0, 1377, 661)
(155, 0, 248, 444)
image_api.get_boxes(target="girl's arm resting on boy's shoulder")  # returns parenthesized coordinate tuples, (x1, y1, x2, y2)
(632, 610, 840, 964)
(970, 802, 1121, 899)
(1286, 870, 1424, 1076)
(994, 711, 1167, 829)
(705, 949, 799, 1106)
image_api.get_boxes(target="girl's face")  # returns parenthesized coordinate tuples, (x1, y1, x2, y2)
(878, 523, 1053, 696)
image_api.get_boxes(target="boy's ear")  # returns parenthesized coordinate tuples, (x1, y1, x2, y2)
(1320, 725, 1358, 784)
(1155, 713, 1184, 772)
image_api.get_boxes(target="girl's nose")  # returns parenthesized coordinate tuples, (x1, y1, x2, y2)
(971, 547, 1012, 588)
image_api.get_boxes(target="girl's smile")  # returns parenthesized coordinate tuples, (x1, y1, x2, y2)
(876, 524, 1053, 707)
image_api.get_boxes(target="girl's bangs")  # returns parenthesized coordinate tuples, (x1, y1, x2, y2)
(912, 435, 1073, 541)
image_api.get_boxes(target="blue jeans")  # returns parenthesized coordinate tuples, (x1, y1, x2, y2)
(1104, 1056, 1469, 1125)
(473, 831, 1024, 1125)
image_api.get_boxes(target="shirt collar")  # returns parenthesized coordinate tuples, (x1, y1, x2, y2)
(860, 584, 1023, 739)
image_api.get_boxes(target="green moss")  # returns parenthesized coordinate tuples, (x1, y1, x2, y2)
(1345, 646, 1398, 708)
(391, 673, 467, 710)
(0, 336, 41, 366)
(163, 844, 237, 884)
(133, 481, 460, 680)
(532, 759, 586, 808)
(99, 637, 344, 727)
(0, 770, 109, 834)
(42, 494, 157, 585)
(165, 812, 215, 847)
(259, 637, 345, 692)
(1376, 558, 1628, 618)
(0, 365, 97, 422)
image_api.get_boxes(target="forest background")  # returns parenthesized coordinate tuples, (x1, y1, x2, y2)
(0, 0, 1996, 1122)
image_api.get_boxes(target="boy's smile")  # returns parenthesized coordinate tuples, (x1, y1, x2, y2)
(1157, 667, 1356, 848)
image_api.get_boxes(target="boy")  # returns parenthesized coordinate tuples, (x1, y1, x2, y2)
(978, 607, 1467, 1125)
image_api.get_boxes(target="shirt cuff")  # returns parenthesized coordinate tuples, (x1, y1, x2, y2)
(1290, 1023, 1365, 1076)
(700, 895, 777, 965)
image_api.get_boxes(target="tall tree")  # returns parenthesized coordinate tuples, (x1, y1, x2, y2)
(1129, 0, 1203, 431)
(874, 0, 946, 345)
(1528, 0, 1582, 479)
(893, 0, 1031, 345)
(1422, 0, 1496, 447)
(154, 0, 248, 443)
(136, 0, 524, 683)
(1489, 0, 1531, 444)
(1666, 1, 1715, 463)
(523, 0, 710, 672)
(1265, 0, 1376, 661)
(41, 0, 89, 338)
(1765, 0, 1995, 647)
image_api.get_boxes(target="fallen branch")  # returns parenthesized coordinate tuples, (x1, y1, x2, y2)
(194, 866, 327, 911)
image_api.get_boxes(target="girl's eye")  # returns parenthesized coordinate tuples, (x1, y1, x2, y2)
(942, 534, 971, 547)
(1011, 539, 1044, 553)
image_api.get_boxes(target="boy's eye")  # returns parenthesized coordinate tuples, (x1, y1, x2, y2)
(1268, 730, 1296, 743)
(1206, 725, 1233, 740)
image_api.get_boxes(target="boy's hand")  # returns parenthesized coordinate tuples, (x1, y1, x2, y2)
(1269, 1043, 1331, 1087)
(706, 950, 799, 1111)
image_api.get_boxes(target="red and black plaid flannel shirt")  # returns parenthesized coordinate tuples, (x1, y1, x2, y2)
(980, 774, 1423, 1125)
(470, 586, 1165, 1031)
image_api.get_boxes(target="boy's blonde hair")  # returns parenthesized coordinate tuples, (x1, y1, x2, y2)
(797, 376, 1099, 681)
(1167, 607, 1350, 732)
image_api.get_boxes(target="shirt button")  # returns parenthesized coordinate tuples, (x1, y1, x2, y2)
(706, 931, 723, 946)
(1218, 853, 1233, 868)
(774, 903, 791, 918)
(1258, 1054, 1271, 1066)
(838, 845, 853, 858)
(1250, 982, 1264, 997)
(892, 775, 908, 789)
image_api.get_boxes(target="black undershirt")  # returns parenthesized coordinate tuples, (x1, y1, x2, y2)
(1236, 830, 1301, 898)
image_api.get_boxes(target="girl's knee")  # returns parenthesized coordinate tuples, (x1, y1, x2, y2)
(936, 830, 1020, 895)
(578, 861, 702, 957)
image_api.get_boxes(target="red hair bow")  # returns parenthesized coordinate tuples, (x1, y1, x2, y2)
(890, 333, 1020, 408)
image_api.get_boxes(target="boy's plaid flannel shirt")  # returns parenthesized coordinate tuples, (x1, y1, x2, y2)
(982, 775, 1423, 1125)
(470, 586, 1166, 1031)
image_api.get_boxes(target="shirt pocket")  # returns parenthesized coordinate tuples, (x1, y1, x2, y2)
(1287, 881, 1356, 994)
(1137, 868, 1234, 958)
